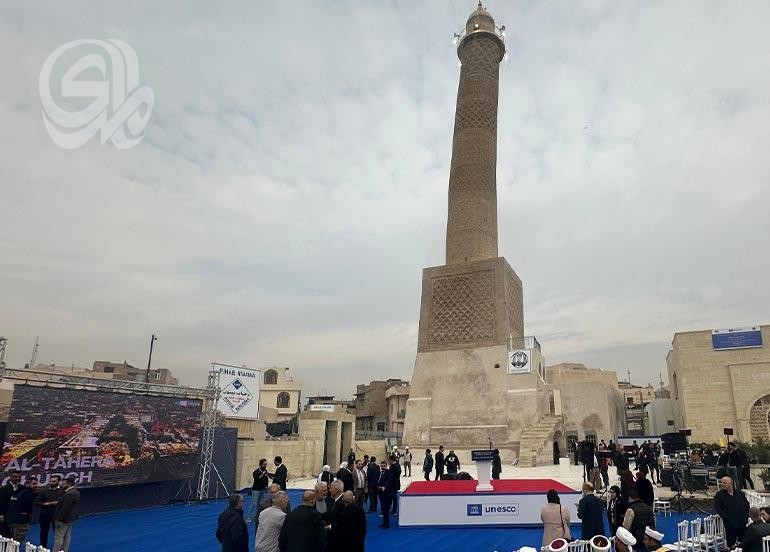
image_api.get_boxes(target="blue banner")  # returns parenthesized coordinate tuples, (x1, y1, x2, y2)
(712, 328, 763, 350)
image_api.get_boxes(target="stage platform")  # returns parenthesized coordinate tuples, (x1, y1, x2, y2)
(400, 479, 581, 527)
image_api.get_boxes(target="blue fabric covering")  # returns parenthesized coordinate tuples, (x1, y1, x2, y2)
(24, 489, 703, 552)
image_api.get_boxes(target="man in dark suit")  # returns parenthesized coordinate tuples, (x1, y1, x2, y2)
(216, 494, 249, 552)
(271, 456, 288, 490)
(435, 445, 446, 480)
(577, 482, 604, 540)
(378, 455, 399, 528)
(737, 509, 770, 552)
(366, 456, 381, 513)
(389, 455, 401, 515)
(327, 491, 366, 552)
(715, 476, 750, 546)
(278, 490, 325, 552)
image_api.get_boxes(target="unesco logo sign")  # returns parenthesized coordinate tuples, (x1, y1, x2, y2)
(510, 351, 529, 369)
(467, 503, 519, 517)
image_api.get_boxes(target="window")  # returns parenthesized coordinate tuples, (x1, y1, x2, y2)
(566, 432, 578, 452)
(585, 432, 597, 445)
(667, 420, 675, 426)
(277, 392, 290, 409)
(626, 397, 634, 405)
(264, 370, 278, 385)
(376, 422, 386, 431)
(104, 366, 114, 373)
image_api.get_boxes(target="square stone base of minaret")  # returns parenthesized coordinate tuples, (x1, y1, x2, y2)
(403, 256, 549, 447)
(402, 344, 548, 447)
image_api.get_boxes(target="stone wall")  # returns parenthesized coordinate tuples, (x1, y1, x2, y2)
(554, 381, 625, 443)
(235, 438, 324, 489)
(667, 325, 770, 443)
(546, 364, 618, 388)
(354, 440, 390, 461)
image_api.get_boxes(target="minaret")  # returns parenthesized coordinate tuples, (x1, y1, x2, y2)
(404, 4, 541, 451)
(446, 3, 505, 265)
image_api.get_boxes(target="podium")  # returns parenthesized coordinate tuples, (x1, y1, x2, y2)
(471, 449, 495, 491)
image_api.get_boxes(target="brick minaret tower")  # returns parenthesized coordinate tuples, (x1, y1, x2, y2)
(404, 4, 546, 450)
(445, 2, 504, 266)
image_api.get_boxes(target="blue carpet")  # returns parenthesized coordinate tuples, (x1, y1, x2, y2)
(25, 491, 704, 552)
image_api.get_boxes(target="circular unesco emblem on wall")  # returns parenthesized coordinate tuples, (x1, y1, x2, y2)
(510, 351, 529, 368)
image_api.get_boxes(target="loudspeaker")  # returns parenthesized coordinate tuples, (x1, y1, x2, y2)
(661, 432, 688, 455)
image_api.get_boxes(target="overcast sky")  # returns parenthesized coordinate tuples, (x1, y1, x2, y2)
(1, 1, 768, 399)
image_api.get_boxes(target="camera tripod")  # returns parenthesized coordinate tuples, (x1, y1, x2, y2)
(670, 466, 709, 514)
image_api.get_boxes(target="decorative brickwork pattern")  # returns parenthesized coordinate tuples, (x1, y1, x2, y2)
(429, 270, 495, 345)
(454, 96, 497, 133)
(445, 31, 503, 266)
(505, 268, 524, 336)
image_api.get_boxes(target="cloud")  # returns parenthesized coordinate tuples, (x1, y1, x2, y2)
(1, 1, 769, 398)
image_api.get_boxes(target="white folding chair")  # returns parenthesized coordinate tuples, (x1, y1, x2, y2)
(2, 539, 21, 552)
(689, 518, 702, 552)
(714, 516, 727, 552)
(675, 520, 692, 552)
(568, 540, 588, 552)
(653, 483, 671, 517)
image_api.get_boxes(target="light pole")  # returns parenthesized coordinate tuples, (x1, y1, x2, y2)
(145, 334, 157, 383)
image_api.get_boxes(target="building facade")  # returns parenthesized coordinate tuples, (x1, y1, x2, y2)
(667, 325, 770, 443)
(355, 379, 408, 433)
(385, 382, 409, 434)
(92, 360, 178, 385)
(259, 366, 301, 422)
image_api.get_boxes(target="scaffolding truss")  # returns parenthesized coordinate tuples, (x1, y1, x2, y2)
(0, 364, 219, 500)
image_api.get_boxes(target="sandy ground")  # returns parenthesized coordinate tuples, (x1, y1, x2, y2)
(290, 462, 601, 493)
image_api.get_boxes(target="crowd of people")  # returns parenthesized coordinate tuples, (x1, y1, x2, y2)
(218, 450, 408, 552)
(218, 440, 767, 552)
(0, 470, 80, 552)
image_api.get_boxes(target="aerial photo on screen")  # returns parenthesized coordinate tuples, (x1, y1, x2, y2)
(0, 385, 203, 487)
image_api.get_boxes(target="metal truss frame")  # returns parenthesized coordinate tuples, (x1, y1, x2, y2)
(0, 364, 219, 501)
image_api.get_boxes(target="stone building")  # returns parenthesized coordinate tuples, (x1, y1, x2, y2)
(667, 325, 770, 443)
(385, 382, 409, 434)
(259, 366, 301, 422)
(92, 360, 178, 384)
(355, 379, 408, 433)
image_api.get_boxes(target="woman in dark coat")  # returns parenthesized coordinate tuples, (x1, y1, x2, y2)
(607, 485, 626, 535)
(492, 449, 502, 480)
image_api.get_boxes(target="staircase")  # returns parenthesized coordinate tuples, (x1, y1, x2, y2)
(518, 415, 561, 468)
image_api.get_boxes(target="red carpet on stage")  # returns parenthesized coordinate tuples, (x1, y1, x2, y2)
(402, 478, 575, 495)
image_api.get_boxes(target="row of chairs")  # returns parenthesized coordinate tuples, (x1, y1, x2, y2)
(669, 515, 726, 552)
(0, 538, 51, 552)
(24, 544, 52, 552)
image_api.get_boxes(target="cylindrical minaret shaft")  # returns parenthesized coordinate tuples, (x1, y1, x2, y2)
(445, 4, 505, 265)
